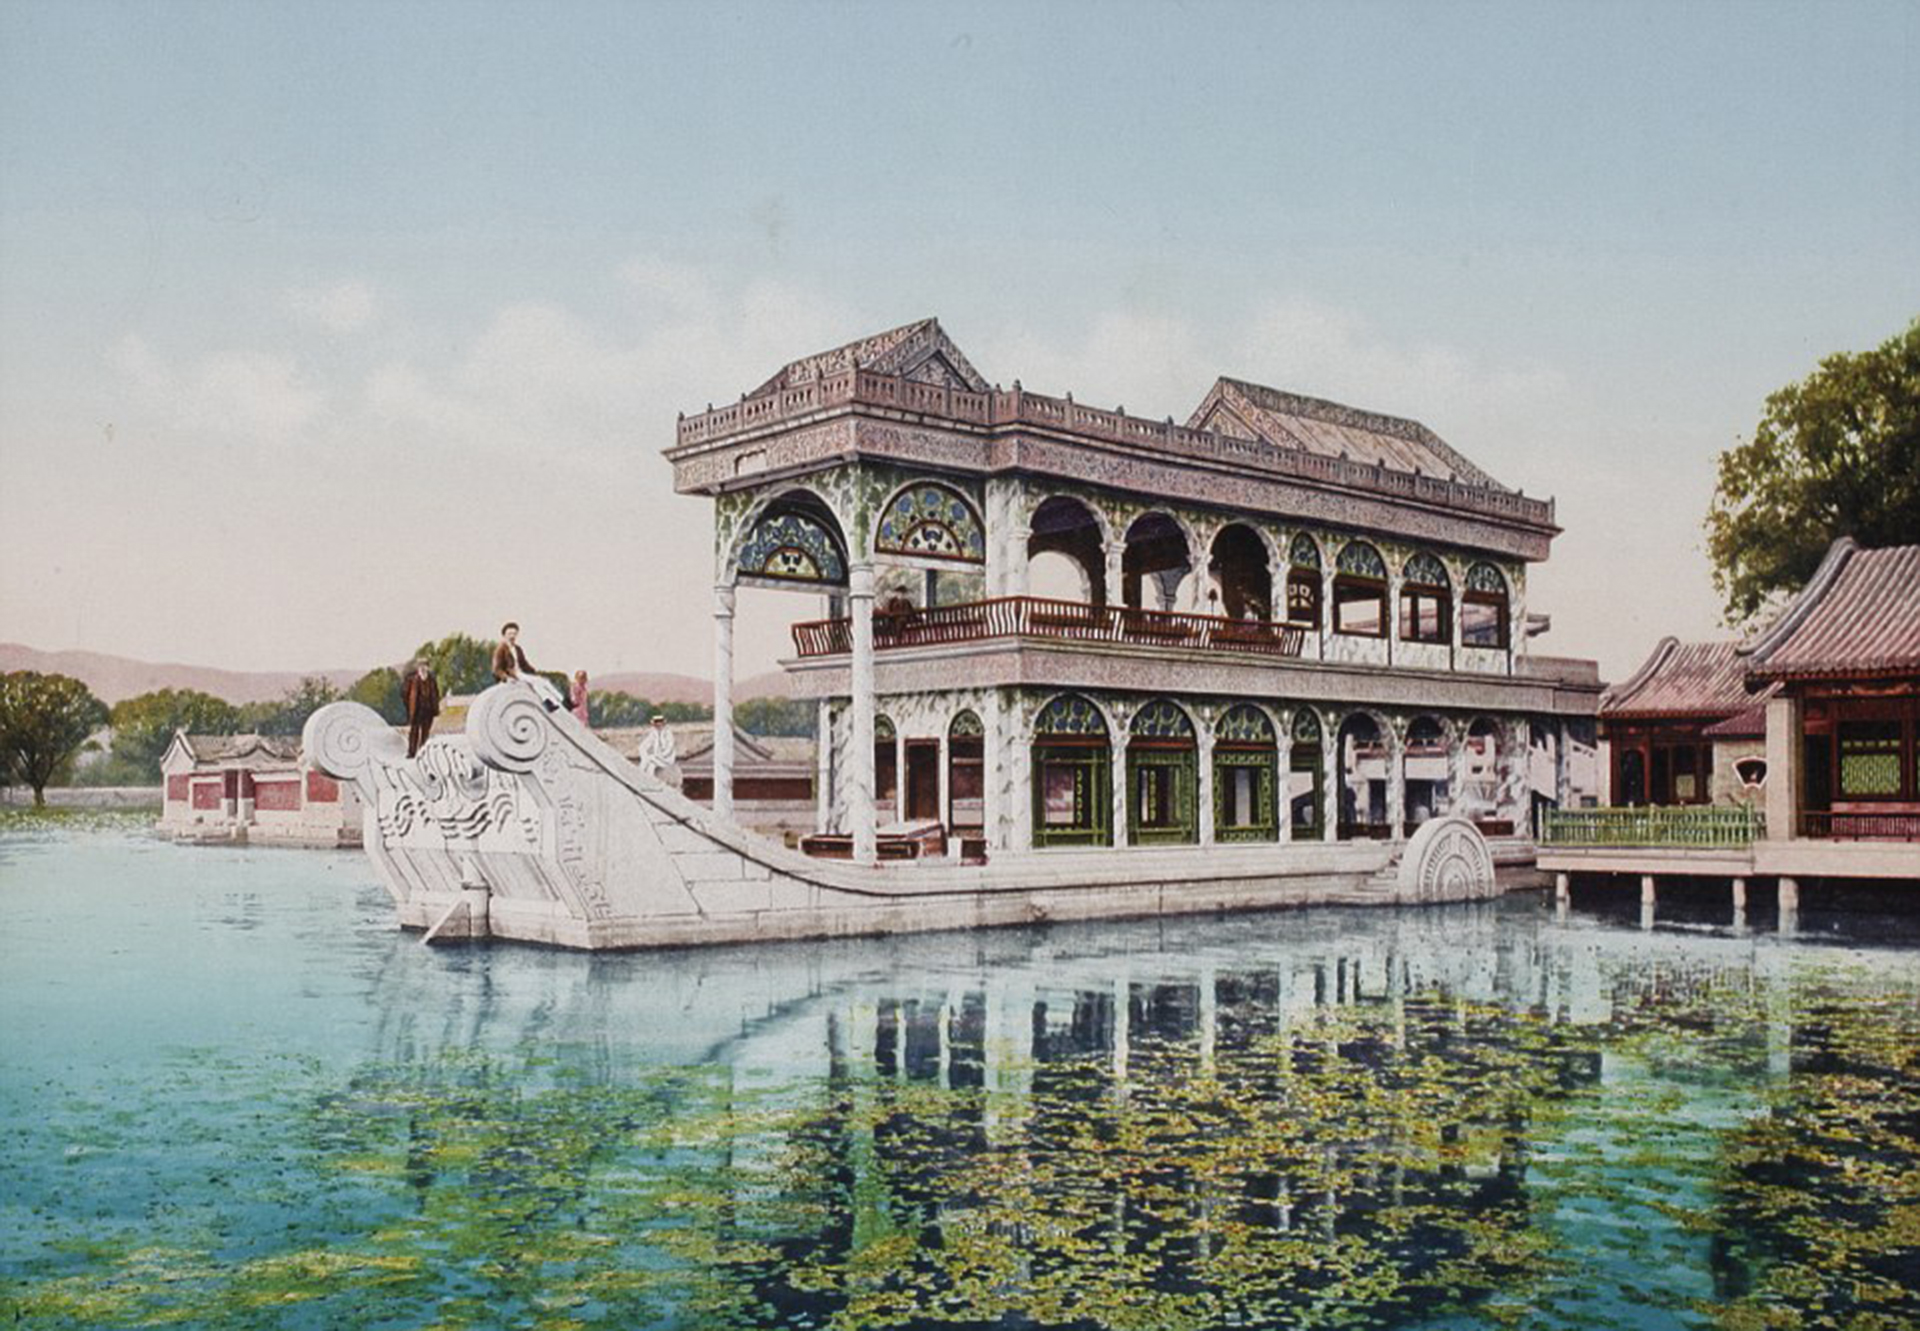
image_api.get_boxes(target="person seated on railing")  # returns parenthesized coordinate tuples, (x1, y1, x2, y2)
(877, 590, 916, 641)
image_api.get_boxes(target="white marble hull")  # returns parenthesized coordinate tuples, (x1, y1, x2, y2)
(305, 686, 1505, 951)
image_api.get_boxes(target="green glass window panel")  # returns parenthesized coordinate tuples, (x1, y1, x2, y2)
(1032, 746, 1111, 847)
(1214, 751, 1277, 842)
(1337, 541, 1386, 578)
(1128, 749, 1196, 844)
(949, 709, 984, 738)
(875, 716, 896, 742)
(1292, 709, 1322, 743)
(1838, 721, 1903, 797)
(1289, 532, 1321, 569)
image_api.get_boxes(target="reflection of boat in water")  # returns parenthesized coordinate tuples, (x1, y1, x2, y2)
(305, 685, 1510, 951)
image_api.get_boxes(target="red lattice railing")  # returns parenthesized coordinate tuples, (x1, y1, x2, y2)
(791, 596, 1307, 661)
(1799, 809, 1920, 841)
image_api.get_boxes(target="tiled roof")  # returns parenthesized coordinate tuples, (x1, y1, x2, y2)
(1743, 539, 1920, 680)
(750, 318, 989, 396)
(180, 733, 302, 764)
(1702, 699, 1770, 739)
(1601, 639, 1755, 719)
(1186, 378, 1504, 490)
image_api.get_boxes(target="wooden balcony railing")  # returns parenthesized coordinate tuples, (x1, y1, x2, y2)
(791, 596, 1308, 661)
(1540, 806, 1765, 849)
(1799, 809, 1920, 841)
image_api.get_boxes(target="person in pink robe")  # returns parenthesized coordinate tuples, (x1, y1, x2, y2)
(570, 670, 591, 726)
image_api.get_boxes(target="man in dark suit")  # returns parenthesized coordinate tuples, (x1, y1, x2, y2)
(402, 660, 440, 757)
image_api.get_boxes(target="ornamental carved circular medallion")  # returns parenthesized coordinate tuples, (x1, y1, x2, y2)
(1397, 815, 1496, 902)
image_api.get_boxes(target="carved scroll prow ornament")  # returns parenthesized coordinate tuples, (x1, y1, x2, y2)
(467, 684, 552, 774)
(1397, 815, 1497, 902)
(303, 701, 405, 783)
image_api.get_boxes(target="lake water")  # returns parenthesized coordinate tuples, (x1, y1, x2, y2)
(2, 821, 1916, 1330)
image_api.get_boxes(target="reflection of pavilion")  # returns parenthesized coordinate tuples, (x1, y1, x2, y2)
(670, 320, 1602, 865)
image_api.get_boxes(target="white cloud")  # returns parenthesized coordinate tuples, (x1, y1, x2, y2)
(287, 279, 380, 333)
(106, 335, 323, 443)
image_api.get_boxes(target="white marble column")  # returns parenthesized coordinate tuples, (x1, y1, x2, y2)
(1112, 733, 1131, 848)
(1764, 694, 1802, 842)
(985, 690, 1007, 851)
(1449, 732, 1471, 818)
(1104, 541, 1126, 609)
(1276, 728, 1294, 843)
(815, 700, 833, 833)
(1320, 564, 1336, 660)
(712, 583, 736, 822)
(1197, 724, 1216, 846)
(1386, 722, 1407, 841)
(849, 563, 877, 864)
(1322, 718, 1342, 840)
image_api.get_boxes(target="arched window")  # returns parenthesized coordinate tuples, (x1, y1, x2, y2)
(1403, 716, 1450, 830)
(874, 715, 898, 817)
(1128, 700, 1197, 844)
(735, 493, 848, 586)
(1463, 563, 1511, 650)
(1208, 525, 1271, 621)
(1286, 533, 1323, 628)
(1032, 695, 1110, 847)
(1028, 496, 1106, 604)
(1334, 542, 1388, 638)
(1400, 552, 1452, 644)
(948, 710, 985, 833)
(1214, 704, 1277, 842)
(1290, 708, 1325, 840)
(875, 482, 986, 564)
(1337, 713, 1389, 839)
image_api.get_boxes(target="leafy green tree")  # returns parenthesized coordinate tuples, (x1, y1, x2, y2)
(736, 695, 817, 737)
(1706, 318, 1920, 623)
(243, 676, 343, 737)
(412, 632, 498, 695)
(589, 690, 653, 728)
(0, 671, 109, 805)
(346, 667, 407, 725)
(109, 688, 241, 781)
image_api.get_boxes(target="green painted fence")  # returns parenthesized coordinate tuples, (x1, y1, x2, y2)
(1541, 805, 1765, 848)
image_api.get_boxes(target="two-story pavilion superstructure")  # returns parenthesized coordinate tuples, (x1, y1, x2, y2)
(668, 319, 1601, 865)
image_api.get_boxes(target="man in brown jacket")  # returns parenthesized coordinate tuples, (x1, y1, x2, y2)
(492, 622, 565, 710)
(402, 660, 440, 757)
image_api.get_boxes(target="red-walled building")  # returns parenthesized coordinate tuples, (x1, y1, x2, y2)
(158, 731, 363, 846)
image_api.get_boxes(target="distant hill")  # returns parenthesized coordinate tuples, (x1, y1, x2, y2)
(0, 643, 363, 706)
(0, 642, 790, 707)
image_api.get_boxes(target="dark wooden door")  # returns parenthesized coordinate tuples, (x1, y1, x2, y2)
(905, 740, 940, 822)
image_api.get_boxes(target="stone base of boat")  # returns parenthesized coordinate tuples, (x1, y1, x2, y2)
(305, 686, 1509, 953)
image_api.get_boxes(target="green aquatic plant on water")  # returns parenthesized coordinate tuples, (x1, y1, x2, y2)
(4, 972, 1918, 1330)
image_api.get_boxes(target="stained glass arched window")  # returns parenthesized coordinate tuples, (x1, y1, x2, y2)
(1035, 694, 1108, 737)
(875, 483, 986, 564)
(1337, 541, 1387, 578)
(736, 500, 848, 586)
(1463, 562, 1511, 649)
(1216, 704, 1275, 746)
(1400, 552, 1452, 644)
(1129, 699, 1195, 742)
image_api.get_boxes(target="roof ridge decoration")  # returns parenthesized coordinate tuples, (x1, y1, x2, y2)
(749, 317, 990, 397)
(1738, 536, 1858, 667)
(1187, 377, 1506, 492)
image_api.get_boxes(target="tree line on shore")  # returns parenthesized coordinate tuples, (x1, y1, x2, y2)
(0, 630, 815, 804)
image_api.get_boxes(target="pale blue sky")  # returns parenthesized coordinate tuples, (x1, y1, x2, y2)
(3, 0, 1916, 682)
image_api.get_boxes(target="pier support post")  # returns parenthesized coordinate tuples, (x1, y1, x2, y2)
(712, 583, 736, 823)
(1554, 872, 1570, 909)
(850, 562, 877, 866)
(1640, 874, 1656, 931)
(1778, 876, 1799, 934)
